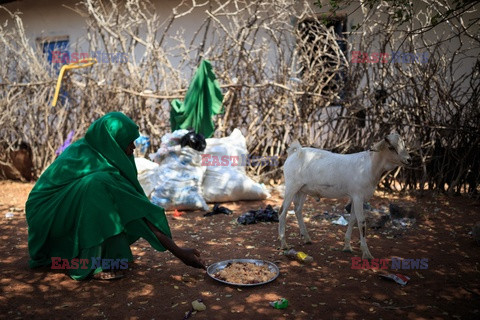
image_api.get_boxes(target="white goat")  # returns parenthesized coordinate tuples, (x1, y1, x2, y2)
(278, 133, 411, 259)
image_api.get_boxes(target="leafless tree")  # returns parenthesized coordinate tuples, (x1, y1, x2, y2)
(0, 0, 478, 195)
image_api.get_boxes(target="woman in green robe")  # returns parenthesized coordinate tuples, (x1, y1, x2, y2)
(26, 112, 205, 280)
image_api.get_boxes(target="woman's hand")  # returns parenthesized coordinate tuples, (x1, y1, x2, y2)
(143, 218, 206, 270)
(177, 248, 206, 269)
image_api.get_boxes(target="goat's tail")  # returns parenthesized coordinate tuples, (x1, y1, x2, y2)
(287, 140, 302, 156)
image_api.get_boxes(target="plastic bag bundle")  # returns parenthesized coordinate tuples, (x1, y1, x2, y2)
(202, 129, 270, 202)
(148, 131, 208, 211)
(135, 157, 160, 196)
(149, 129, 189, 164)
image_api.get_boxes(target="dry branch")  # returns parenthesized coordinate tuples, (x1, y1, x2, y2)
(0, 0, 478, 194)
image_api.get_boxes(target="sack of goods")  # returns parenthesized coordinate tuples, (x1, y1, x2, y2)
(136, 128, 270, 211)
(202, 128, 270, 203)
(138, 129, 209, 211)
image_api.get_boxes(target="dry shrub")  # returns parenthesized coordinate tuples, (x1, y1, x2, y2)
(0, 0, 478, 194)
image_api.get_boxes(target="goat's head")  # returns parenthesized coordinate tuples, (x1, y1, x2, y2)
(371, 132, 411, 166)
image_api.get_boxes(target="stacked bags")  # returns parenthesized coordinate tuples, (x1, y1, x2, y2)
(135, 129, 270, 210)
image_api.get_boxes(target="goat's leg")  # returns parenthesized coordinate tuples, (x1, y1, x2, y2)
(278, 189, 297, 250)
(353, 197, 374, 260)
(342, 204, 357, 253)
(293, 192, 311, 244)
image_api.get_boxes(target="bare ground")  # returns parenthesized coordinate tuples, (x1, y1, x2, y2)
(0, 180, 479, 320)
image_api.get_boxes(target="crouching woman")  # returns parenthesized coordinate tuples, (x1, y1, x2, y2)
(26, 112, 205, 280)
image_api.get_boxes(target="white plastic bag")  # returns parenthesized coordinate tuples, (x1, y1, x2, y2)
(202, 168, 270, 202)
(149, 129, 189, 164)
(202, 128, 270, 203)
(203, 128, 247, 173)
(149, 145, 208, 211)
(135, 157, 160, 196)
(332, 216, 349, 226)
(135, 157, 159, 173)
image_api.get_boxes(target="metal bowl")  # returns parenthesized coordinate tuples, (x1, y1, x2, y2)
(206, 259, 279, 287)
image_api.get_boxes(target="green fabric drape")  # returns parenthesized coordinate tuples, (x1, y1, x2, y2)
(26, 112, 171, 280)
(170, 60, 224, 138)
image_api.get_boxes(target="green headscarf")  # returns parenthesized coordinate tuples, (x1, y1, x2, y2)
(26, 112, 171, 280)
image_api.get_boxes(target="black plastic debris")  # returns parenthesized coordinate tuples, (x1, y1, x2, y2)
(345, 202, 371, 213)
(237, 211, 256, 225)
(237, 205, 279, 225)
(204, 204, 233, 217)
(180, 130, 206, 152)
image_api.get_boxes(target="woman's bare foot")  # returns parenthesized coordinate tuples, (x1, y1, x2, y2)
(92, 270, 125, 280)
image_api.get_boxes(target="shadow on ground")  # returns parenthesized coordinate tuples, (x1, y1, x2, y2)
(0, 180, 479, 319)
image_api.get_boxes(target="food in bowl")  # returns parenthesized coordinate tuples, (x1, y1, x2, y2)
(213, 262, 276, 285)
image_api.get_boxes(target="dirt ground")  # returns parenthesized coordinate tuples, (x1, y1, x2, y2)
(0, 180, 479, 320)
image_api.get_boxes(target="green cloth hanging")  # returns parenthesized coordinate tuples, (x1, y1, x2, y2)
(26, 112, 172, 280)
(170, 60, 224, 138)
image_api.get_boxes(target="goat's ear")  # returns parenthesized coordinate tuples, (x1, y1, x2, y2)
(371, 140, 385, 152)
